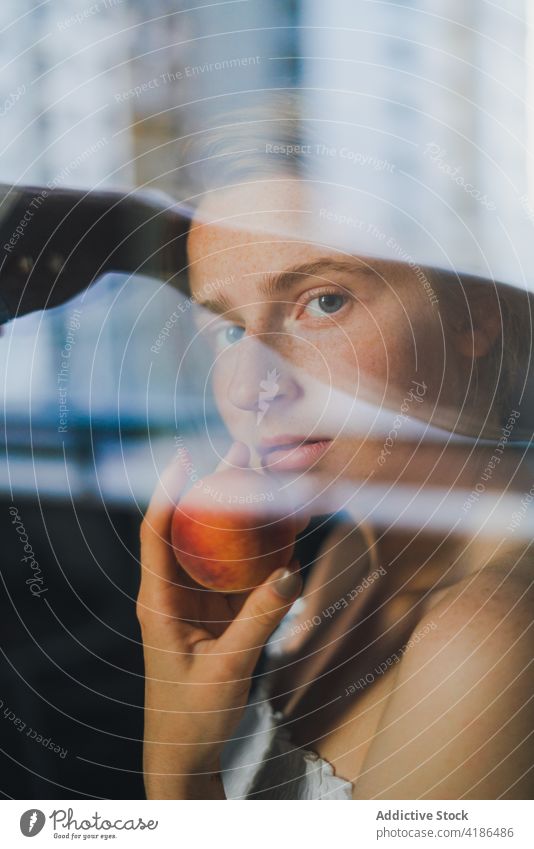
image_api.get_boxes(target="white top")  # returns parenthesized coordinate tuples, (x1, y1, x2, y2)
(221, 526, 372, 800)
(221, 691, 353, 800)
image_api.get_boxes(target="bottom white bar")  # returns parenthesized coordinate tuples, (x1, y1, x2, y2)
(2, 799, 533, 848)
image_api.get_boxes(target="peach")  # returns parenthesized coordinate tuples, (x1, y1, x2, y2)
(171, 467, 298, 592)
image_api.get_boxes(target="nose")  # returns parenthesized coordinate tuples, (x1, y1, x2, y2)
(227, 333, 301, 413)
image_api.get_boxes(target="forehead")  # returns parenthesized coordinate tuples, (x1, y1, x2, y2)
(185, 180, 417, 304)
(187, 180, 328, 289)
(191, 179, 314, 231)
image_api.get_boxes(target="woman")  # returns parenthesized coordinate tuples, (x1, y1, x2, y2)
(137, 105, 534, 799)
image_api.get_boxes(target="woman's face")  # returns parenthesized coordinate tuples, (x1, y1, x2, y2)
(187, 181, 465, 480)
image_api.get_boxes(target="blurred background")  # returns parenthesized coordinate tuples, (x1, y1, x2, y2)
(0, 0, 532, 798)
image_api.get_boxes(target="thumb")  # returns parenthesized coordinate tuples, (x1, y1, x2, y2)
(217, 562, 302, 672)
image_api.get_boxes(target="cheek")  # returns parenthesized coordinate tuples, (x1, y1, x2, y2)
(211, 359, 230, 401)
(210, 355, 240, 424)
(314, 321, 393, 392)
(356, 307, 420, 381)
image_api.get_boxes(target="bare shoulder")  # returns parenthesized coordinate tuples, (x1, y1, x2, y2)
(353, 554, 534, 799)
(400, 555, 534, 708)
(416, 556, 534, 675)
(412, 554, 534, 659)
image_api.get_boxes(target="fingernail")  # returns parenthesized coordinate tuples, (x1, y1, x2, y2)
(272, 567, 302, 600)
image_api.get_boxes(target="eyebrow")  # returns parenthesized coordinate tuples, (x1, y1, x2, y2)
(193, 257, 378, 316)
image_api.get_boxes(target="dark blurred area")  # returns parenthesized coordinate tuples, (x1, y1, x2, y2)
(0, 495, 144, 800)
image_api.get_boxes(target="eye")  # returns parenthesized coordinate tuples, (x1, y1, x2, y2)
(212, 323, 245, 352)
(303, 292, 347, 318)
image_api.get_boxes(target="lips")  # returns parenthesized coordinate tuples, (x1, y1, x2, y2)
(259, 436, 333, 471)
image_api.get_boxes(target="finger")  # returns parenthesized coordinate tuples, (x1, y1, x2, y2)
(215, 440, 250, 472)
(217, 561, 302, 672)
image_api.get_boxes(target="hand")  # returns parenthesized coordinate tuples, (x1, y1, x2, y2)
(137, 441, 303, 799)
